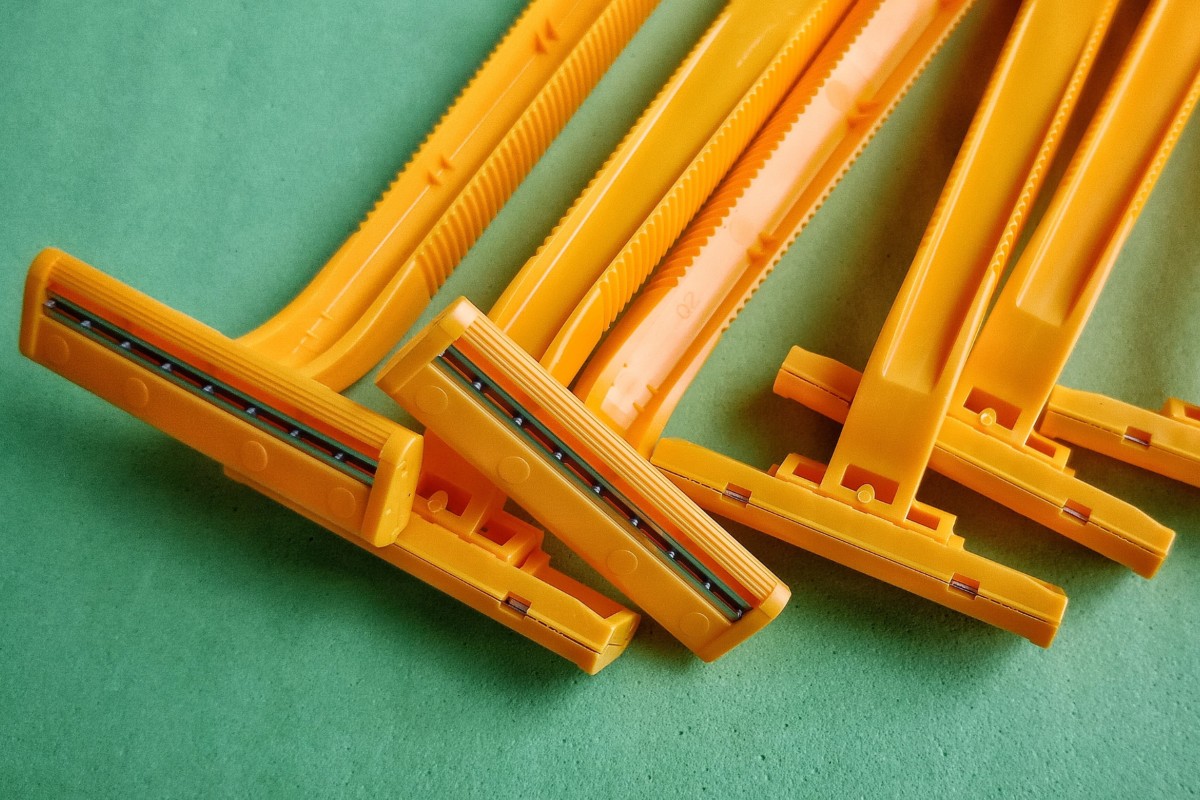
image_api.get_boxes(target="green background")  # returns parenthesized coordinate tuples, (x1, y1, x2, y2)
(2, 0, 1197, 796)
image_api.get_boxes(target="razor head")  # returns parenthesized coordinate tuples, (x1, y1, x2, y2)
(652, 439, 1068, 647)
(1042, 388, 1200, 490)
(20, 248, 422, 548)
(777, 346, 1176, 578)
(377, 297, 790, 661)
(388, 502, 640, 675)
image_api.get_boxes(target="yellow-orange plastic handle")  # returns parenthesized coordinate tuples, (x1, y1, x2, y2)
(575, 0, 975, 454)
(950, 0, 1200, 447)
(239, 0, 661, 390)
(820, 0, 1120, 523)
(489, 0, 853, 370)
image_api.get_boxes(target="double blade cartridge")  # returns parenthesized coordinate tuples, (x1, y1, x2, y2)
(22, 250, 423, 548)
(379, 299, 789, 660)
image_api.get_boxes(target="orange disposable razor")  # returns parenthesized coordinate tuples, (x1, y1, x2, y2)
(944, 0, 1200, 523)
(1036, 20, 1200, 491)
(22, 249, 640, 674)
(19, 0, 658, 673)
(779, 0, 1197, 577)
(656, 0, 1136, 645)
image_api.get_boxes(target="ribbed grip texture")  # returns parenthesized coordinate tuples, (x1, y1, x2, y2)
(640, 3, 889, 307)
(353, 0, 555, 239)
(981, 0, 1117, 280)
(408, 0, 661, 297)
(496, 3, 730, 327)
(643, 0, 971, 337)
(559, 0, 850, 357)
(1126, 71, 1200, 219)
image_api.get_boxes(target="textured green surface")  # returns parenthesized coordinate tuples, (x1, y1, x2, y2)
(2, 1, 1197, 796)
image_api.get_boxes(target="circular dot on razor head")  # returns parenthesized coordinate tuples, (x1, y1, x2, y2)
(513, 416, 525, 427)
